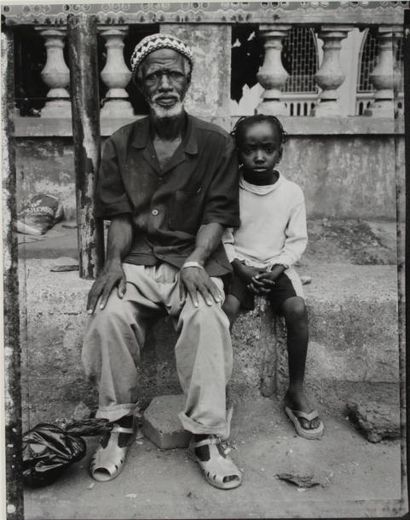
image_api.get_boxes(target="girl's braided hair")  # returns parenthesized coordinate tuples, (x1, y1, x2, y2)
(231, 114, 288, 149)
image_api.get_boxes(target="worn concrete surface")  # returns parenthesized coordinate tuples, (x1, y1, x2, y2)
(19, 218, 406, 517)
(19, 257, 400, 429)
(24, 397, 406, 519)
(18, 219, 401, 428)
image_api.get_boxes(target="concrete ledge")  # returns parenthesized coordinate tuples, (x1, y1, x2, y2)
(13, 115, 404, 138)
(20, 259, 400, 426)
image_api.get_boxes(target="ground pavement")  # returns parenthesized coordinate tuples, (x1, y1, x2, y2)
(24, 396, 405, 519)
(20, 219, 407, 519)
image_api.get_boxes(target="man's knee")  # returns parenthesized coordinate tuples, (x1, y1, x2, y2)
(182, 295, 229, 326)
(282, 296, 307, 324)
(91, 291, 133, 325)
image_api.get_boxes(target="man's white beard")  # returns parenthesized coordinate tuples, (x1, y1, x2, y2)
(148, 96, 184, 119)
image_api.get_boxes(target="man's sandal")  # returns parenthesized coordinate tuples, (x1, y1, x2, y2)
(90, 421, 136, 482)
(188, 436, 242, 490)
(284, 407, 324, 440)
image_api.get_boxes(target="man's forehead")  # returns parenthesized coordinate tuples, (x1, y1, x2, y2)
(142, 49, 186, 69)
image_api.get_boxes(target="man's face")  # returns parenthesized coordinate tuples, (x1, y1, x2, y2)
(139, 49, 190, 119)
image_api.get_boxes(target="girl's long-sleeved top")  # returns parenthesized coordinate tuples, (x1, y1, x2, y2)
(223, 172, 308, 296)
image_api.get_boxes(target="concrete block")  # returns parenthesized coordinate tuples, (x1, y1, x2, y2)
(142, 395, 191, 449)
(346, 400, 401, 443)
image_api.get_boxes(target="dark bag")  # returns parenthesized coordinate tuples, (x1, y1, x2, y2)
(22, 423, 86, 488)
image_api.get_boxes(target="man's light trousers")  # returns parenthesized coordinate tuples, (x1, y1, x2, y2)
(82, 263, 233, 436)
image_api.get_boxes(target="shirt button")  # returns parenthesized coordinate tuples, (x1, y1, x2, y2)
(152, 209, 159, 216)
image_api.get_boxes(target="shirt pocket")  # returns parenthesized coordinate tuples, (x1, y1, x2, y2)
(169, 187, 204, 234)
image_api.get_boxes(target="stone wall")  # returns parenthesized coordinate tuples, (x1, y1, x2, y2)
(15, 126, 404, 221)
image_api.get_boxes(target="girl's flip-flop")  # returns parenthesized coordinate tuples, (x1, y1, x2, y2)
(285, 406, 324, 440)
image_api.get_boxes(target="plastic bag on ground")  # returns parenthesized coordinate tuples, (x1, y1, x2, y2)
(22, 423, 86, 488)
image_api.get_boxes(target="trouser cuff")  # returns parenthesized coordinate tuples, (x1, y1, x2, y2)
(95, 403, 138, 423)
(178, 411, 228, 437)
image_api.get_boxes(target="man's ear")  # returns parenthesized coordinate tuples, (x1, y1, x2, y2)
(185, 72, 192, 90)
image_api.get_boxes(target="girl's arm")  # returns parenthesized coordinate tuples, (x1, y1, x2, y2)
(270, 195, 308, 270)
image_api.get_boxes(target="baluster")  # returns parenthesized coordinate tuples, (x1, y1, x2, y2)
(365, 26, 402, 118)
(312, 26, 350, 117)
(256, 25, 291, 116)
(392, 28, 403, 93)
(35, 27, 71, 118)
(393, 28, 404, 116)
(99, 26, 133, 119)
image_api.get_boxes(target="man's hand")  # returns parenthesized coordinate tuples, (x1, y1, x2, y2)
(87, 259, 127, 314)
(179, 266, 223, 308)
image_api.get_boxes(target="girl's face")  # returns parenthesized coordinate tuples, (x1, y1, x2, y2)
(239, 121, 282, 175)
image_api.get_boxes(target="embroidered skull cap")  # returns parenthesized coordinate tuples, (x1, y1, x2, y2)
(130, 33, 193, 81)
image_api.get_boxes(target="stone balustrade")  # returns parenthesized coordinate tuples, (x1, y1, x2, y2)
(256, 25, 291, 116)
(312, 26, 350, 117)
(35, 27, 71, 118)
(2, 0, 405, 124)
(99, 25, 134, 119)
(13, 20, 404, 123)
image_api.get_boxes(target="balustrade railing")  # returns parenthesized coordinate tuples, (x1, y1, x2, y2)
(9, 19, 404, 122)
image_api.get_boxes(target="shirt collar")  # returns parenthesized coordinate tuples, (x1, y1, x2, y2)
(131, 112, 198, 156)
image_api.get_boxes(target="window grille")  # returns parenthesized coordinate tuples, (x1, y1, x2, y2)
(282, 27, 318, 93)
(358, 29, 403, 93)
(231, 25, 319, 103)
(358, 29, 378, 93)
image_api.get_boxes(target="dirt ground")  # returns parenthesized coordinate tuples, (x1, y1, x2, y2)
(24, 395, 405, 519)
(303, 219, 399, 265)
(21, 218, 405, 519)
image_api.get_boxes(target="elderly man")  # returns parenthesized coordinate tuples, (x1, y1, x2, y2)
(82, 34, 242, 490)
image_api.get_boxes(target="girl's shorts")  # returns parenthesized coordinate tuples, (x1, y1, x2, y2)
(228, 272, 297, 314)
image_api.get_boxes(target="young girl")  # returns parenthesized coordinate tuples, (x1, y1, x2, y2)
(223, 114, 324, 440)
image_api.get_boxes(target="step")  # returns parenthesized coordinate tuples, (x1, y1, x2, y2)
(19, 258, 400, 428)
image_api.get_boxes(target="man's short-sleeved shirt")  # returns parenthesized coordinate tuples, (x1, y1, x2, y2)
(96, 112, 240, 277)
